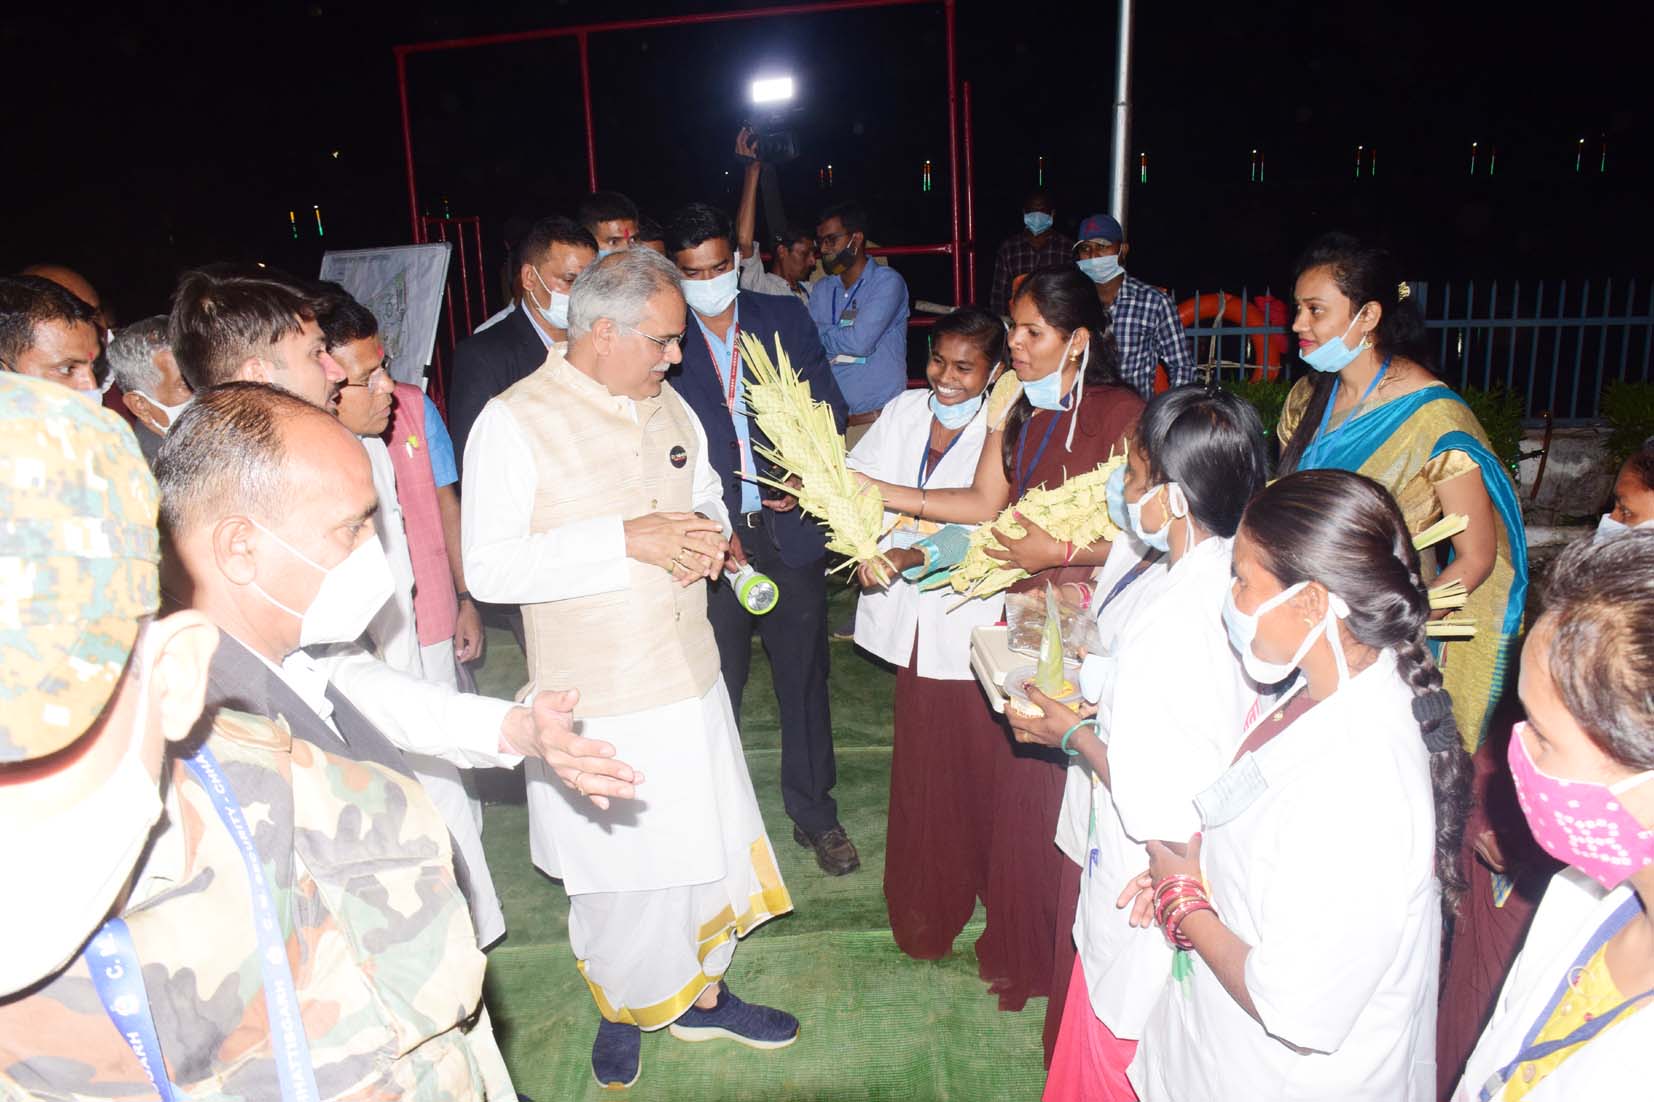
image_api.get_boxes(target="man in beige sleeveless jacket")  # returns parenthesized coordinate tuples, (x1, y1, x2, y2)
(461, 247, 798, 1090)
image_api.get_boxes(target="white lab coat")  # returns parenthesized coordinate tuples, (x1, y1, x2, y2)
(1130, 649, 1440, 1102)
(1071, 536, 1249, 1039)
(847, 388, 1003, 679)
(1052, 533, 1163, 865)
(1453, 869, 1654, 1101)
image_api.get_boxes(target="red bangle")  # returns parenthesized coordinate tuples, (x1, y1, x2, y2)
(1164, 899, 1215, 950)
(1062, 540, 1075, 566)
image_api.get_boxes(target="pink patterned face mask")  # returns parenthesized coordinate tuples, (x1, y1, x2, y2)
(1508, 722, 1654, 890)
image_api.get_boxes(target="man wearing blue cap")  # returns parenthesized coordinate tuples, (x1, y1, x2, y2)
(1074, 213, 1195, 397)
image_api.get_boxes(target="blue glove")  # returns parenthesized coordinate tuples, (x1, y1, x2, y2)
(902, 524, 972, 582)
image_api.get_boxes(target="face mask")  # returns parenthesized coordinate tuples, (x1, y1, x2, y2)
(1222, 581, 1351, 686)
(1595, 513, 1654, 542)
(1127, 483, 1183, 553)
(682, 254, 741, 317)
(1024, 211, 1054, 236)
(929, 390, 984, 429)
(1301, 311, 1369, 373)
(248, 519, 395, 648)
(0, 638, 163, 995)
(530, 269, 571, 330)
(1024, 331, 1082, 412)
(1508, 724, 1654, 890)
(135, 390, 193, 431)
(823, 238, 858, 276)
(595, 248, 617, 262)
(1077, 255, 1123, 284)
(1105, 464, 1130, 532)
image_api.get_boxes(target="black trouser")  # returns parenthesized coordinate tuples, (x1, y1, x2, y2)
(707, 516, 839, 833)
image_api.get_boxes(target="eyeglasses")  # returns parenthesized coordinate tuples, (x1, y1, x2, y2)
(627, 326, 687, 352)
(340, 357, 392, 390)
(814, 230, 850, 251)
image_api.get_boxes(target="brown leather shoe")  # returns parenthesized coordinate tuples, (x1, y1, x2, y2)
(792, 823, 861, 876)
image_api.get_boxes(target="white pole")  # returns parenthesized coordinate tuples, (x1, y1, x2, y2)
(1108, 0, 1136, 232)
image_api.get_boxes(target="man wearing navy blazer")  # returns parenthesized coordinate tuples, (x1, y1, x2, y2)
(447, 216, 598, 473)
(666, 202, 859, 876)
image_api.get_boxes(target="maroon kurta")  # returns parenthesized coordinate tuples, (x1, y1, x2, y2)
(983, 383, 1144, 1013)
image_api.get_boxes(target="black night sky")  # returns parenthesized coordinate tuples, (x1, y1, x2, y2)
(3, 0, 1647, 326)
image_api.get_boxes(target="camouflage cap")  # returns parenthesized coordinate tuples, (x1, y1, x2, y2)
(0, 374, 160, 762)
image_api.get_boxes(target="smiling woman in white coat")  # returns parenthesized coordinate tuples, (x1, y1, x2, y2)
(847, 308, 1011, 967)
(1008, 384, 1270, 1100)
(1129, 469, 1474, 1102)
(1453, 531, 1654, 1101)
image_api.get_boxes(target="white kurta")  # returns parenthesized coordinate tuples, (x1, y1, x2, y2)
(1130, 650, 1440, 1102)
(462, 389, 790, 1027)
(338, 437, 506, 947)
(846, 388, 1003, 679)
(1074, 536, 1247, 1039)
(1453, 869, 1653, 1101)
(461, 392, 762, 892)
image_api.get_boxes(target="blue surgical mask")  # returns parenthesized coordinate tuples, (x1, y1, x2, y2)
(1077, 255, 1123, 284)
(1105, 464, 1130, 532)
(929, 390, 984, 429)
(1024, 211, 1054, 236)
(1024, 334, 1080, 412)
(595, 248, 617, 261)
(1126, 483, 1176, 553)
(1301, 312, 1369, 373)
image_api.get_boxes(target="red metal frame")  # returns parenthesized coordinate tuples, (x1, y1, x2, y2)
(392, 0, 973, 321)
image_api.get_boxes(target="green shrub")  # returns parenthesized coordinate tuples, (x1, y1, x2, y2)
(1602, 381, 1654, 465)
(1229, 378, 1294, 441)
(1461, 384, 1525, 469)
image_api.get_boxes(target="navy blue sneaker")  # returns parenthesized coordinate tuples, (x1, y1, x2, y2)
(591, 1019, 641, 1089)
(667, 983, 799, 1050)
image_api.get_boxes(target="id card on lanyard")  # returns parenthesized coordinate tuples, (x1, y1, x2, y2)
(84, 744, 321, 1102)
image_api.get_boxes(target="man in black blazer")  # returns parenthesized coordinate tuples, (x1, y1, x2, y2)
(447, 216, 597, 472)
(665, 203, 859, 876)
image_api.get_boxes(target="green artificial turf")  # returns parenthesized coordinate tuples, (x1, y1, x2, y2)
(469, 585, 1048, 1100)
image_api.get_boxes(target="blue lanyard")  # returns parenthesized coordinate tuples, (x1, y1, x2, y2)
(832, 276, 865, 325)
(1310, 356, 1390, 452)
(1478, 895, 1654, 1100)
(84, 918, 178, 1102)
(86, 745, 321, 1102)
(1013, 408, 1066, 497)
(917, 419, 966, 488)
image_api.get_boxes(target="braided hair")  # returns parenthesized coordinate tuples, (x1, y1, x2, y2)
(1239, 469, 1472, 916)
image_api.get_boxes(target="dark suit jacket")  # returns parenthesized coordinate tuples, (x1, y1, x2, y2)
(672, 289, 850, 569)
(448, 308, 547, 476)
(197, 634, 413, 778)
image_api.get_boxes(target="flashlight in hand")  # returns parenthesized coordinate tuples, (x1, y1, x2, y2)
(728, 562, 780, 616)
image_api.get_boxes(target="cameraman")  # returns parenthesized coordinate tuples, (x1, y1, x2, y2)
(734, 127, 817, 305)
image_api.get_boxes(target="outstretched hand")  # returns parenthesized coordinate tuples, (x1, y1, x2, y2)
(984, 512, 1065, 574)
(499, 689, 645, 811)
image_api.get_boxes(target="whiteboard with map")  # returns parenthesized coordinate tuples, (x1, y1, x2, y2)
(319, 243, 452, 383)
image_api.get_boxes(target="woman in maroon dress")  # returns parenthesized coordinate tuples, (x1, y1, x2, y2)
(866, 266, 1144, 1015)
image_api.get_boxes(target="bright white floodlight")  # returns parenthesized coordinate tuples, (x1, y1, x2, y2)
(750, 76, 795, 106)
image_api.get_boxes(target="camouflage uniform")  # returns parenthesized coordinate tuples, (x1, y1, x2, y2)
(0, 705, 515, 1101)
(0, 375, 158, 763)
(0, 374, 512, 1100)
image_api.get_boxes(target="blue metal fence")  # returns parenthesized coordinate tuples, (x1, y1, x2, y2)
(1169, 281, 1654, 422)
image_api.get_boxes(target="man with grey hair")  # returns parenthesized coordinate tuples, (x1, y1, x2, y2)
(462, 247, 799, 1089)
(106, 316, 193, 466)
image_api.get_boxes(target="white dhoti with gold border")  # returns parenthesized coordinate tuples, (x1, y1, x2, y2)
(525, 676, 792, 1029)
